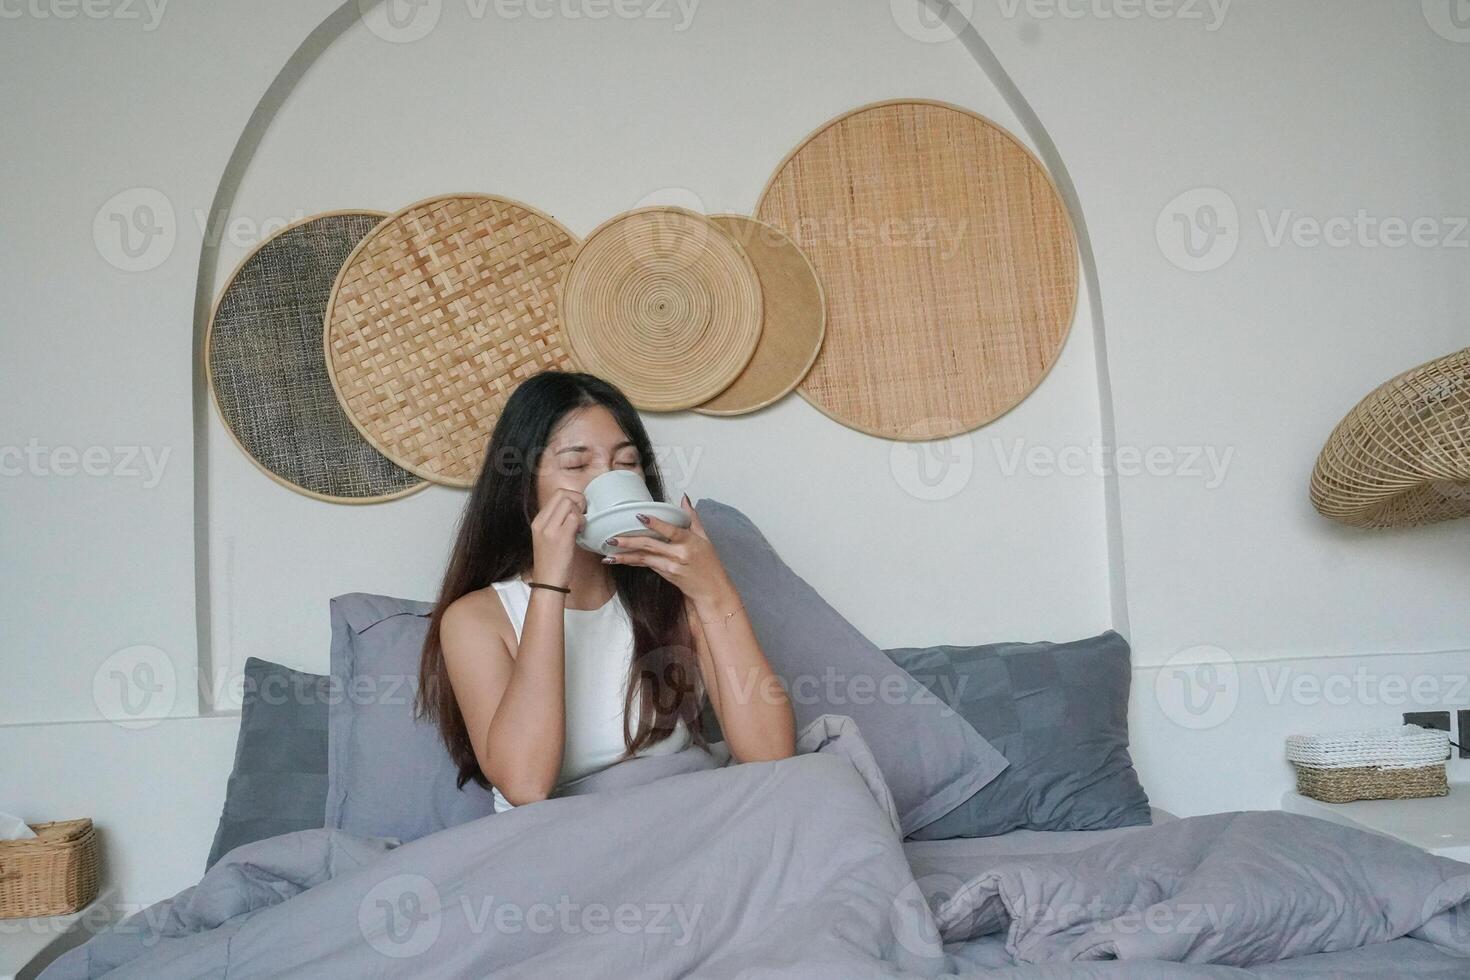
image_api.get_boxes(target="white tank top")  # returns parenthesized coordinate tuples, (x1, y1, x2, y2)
(487, 575, 692, 812)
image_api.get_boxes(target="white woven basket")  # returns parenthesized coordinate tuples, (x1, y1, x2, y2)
(1285, 724, 1449, 770)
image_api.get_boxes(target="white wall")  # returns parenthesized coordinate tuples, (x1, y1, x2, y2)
(2, 0, 347, 904)
(965, 0, 1470, 816)
(203, 0, 1111, 701)
(3, 0, 1466, 905)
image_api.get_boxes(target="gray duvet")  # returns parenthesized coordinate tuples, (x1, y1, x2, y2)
(41, 717, 1470, 979)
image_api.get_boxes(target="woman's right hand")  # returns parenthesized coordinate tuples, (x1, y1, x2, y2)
(529, 487, 587, 586)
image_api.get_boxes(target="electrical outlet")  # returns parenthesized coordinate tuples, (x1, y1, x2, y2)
(1405, 711, 1451, 733)
(1459, 710, 1470, 759)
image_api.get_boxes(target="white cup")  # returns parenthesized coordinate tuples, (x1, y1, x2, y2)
(582, 469, 654, 517)
(576, 470, 691, 556)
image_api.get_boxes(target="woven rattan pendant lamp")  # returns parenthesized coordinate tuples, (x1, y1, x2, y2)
(1310, 347, 1470, 528)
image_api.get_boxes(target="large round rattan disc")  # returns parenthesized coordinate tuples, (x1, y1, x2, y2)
(325, 195, 580, 488)
(692, 215, 825, 416)
(205, 211, 428, 504)
(756, 99, 1080, 440)
(559, 207, 763, 412)
(1310, 347, 1470, 528)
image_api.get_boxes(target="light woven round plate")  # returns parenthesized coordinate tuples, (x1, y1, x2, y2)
(1310, 346, 1470, 528)
(559, 207, 763, 412)
(756, 99, 1080, 440)
(325, 194, 580, 488)
(692, 214, 825, 416)
(205, 210, 428, 504)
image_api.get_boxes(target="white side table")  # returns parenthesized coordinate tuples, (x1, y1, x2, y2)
(1282, 785, 1470, 863)
(0, 888, 122, 980)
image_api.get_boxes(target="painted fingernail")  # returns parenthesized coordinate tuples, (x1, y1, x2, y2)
(636, 514, 650, 524)
(605, 537, 618, 546)
(601, 555, 616, 563)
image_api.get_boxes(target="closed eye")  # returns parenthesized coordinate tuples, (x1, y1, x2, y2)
(566, 459, 639, 471)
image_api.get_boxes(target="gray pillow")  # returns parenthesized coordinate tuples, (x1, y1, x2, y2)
(887, 630, 1152, 840)
(325, 592, 499, 842)
(695, 498, 1009, 835)
(206, 657, 330, 869)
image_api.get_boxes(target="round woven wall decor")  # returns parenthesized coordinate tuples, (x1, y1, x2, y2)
(325, 194, 580, 488)
(559, 207, 763, 412)
(205, 210, 428, 504)
(756, 99, 1080, 440)
(692, 214, 825, 417)
(1310, 347, 1470, 528)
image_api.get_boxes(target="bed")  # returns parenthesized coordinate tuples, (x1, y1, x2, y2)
(41, 500, 1470, 977)
(38, 723, 1470, 979)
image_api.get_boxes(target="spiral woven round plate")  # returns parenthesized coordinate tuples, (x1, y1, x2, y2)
(756, 99, 1079, 440)
(559, 207, 763, 412)
(692, 215, 825, 417)
(205, 210, 428, 504)
(324, 194, 580, 487)
(1310, 346, 1470, 528)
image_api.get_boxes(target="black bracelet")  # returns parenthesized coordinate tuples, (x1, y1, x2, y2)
(527, 581, 570, 594)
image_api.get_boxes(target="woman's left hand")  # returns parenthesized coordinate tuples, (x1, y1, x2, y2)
(602, 494, 733, 603)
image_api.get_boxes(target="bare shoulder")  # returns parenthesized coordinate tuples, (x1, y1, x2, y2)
(441, 587, 516, 660)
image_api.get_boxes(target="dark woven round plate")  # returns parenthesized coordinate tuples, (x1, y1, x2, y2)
(205, 211, 428, 503)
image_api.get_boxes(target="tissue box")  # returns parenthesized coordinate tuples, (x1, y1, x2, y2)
(0, 818, 100, 918)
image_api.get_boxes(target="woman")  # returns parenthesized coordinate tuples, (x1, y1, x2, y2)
(417, 369, 796, 810)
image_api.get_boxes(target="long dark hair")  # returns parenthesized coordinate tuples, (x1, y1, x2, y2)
(416, 369, 707, 791)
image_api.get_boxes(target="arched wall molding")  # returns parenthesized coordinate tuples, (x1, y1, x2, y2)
(189, 1, 384, 702)
(918, 0, 1131, 636)
(190, 0, 1130, 708)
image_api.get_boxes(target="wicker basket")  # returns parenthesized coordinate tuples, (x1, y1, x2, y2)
(0, 818, 101, 918)
(1286, 726, 1450, 804)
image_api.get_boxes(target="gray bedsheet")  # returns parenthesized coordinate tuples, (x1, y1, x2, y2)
(928, 808, 1470, 966)
(942, 935, 1470, 978)
(921, 822, 1470, 978)
(39, 716, 1470, 979)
